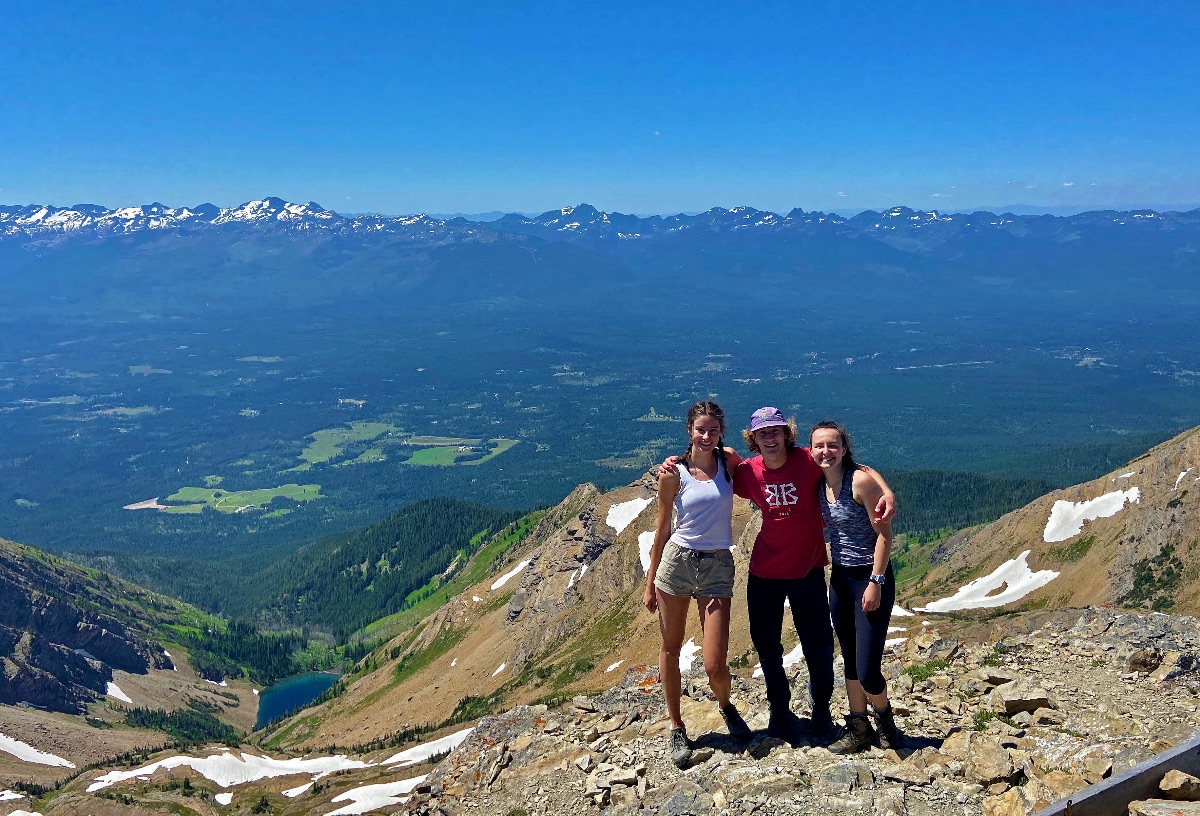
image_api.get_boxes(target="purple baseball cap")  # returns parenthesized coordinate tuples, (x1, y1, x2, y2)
(749, 406, 788, 432)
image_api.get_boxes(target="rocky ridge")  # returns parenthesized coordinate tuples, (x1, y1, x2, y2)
(909, 425, 1200, 615)
(390, 607, 1200, 816)
(0, 538, 175, 713)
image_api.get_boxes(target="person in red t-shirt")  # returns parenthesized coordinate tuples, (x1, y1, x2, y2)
(736, 407, 894, 745)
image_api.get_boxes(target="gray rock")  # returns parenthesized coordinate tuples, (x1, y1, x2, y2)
(990, 678, 1052, 715)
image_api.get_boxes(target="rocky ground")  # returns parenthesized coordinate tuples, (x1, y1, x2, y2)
(397, 607, 1200, 816)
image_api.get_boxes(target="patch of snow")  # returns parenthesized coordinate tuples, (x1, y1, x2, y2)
(283, 782, 312, 797)
(1115, 471, 1135, 479)
(215, 792, 233, 805)
(106, 682, 133, 704)
(326, 774, 428, 815)
(917, 550, 1059, 612)
(606, 496, 653, 535)
(472, 595, 482, 602)
(383, 727, 474, 767)
(1176, 469, 1193, 489)
(450, 658, 457, 667)
(885, 637, 908, 649)
(0, 733, 75, 768)
(606, 660, 624, 673)
(252, 689, 259, 695)
(490, 560, 530, 591)
(892, 604, 914, 617)
(162, 649, 172, 658)
(638, 531, 654, 574)
(491, 663, 506, 677)
(752, 643, 806, 678)
(1044, 487, 1139, 542)
(679, 639, 701, 672)
(0, 790, 24, 801)
(567, 568, 580, 589)
(887, 627, 906, 633)
(86, 752, 370, 792)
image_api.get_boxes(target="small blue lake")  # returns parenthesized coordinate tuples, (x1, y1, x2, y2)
(255, 671, 340, 729)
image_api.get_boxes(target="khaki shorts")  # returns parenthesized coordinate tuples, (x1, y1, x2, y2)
(653, 542, 735, 599)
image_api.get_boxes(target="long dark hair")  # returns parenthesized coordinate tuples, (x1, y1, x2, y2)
(681, 401, 731, 482)
(810, 419, 857, 473)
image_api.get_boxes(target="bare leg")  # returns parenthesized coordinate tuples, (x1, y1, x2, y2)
(657, 589, 692, 730)
(846, 680, 868, 713)
(697, 596, 732, 707)
(847, 679, 890, 712)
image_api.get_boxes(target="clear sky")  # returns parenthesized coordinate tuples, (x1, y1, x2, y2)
(2, 1, 1198, 215)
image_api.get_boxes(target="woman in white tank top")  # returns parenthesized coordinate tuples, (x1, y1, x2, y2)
(643, 401, 751, 768)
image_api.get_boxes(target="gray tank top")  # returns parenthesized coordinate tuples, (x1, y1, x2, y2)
(669, 458, 734, 552)
(819, 469, 878, 567)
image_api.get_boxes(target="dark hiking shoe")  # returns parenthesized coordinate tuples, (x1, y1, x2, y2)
(809, 704, 842, 743)
(828, 713, 877, 755)
(874, 704, 902, 750)
(767, 706, 804, 746)
(720, 703, 752, 741)
(669, 727, 692, 768)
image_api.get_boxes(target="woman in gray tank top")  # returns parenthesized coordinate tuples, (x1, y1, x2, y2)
(643, 401, 752, 768)
(811, 420, 903, 754)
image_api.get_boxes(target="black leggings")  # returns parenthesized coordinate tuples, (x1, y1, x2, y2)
(746, 567, 835, 711)
(828, 563, 895, 697)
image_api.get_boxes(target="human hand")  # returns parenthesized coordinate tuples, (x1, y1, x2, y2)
(658, 455, 681, 477)
(643, 582, 658, 613)
(873, 492, 895, 523)
(862, 582, 881, 612)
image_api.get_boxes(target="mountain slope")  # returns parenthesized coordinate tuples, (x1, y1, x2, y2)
(0, 537, 179, 712)
(906, 425, 1200, 613)
(0, 539, 264, 788)
(233, 498, 525, 637)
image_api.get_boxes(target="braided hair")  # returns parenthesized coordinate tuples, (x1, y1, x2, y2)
(680, 401, 731, 482)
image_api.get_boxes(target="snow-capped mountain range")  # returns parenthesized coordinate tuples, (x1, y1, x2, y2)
(2, 197, 1197, 249)
(0, 197, 442, 244)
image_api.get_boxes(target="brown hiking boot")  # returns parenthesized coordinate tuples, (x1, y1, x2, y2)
(828, 713, 876, 755)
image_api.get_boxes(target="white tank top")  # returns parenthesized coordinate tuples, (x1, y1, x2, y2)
(669, 458, 734, 552)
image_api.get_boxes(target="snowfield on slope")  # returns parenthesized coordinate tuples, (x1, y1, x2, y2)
(917, 550, 1059, 612)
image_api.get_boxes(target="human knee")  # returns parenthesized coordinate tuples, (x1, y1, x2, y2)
(861, 674, 887, 697)
(704, 657, 729, 680)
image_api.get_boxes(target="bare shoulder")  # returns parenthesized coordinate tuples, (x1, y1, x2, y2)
(852, 467, 883, 499)
(658, 466, 681, 492)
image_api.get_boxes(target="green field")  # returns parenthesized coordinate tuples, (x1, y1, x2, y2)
(406, 435, 481, 446)
(292, 421, 399, 469)
(403, 438, 519, 467)
(335, 448, 386, 466)
(238, 356, 283, 363)
(96, 406, 157, 417)
(161, 483, 322, 514)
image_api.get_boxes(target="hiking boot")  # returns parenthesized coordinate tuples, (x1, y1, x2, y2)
(874, 704, 901, 750)
(828, 713, 877, 755)
(767, 705, 804, 746)
(669, 727, 692, 768)
(720, 703, 752, 741)
(809, 703, 842, 743)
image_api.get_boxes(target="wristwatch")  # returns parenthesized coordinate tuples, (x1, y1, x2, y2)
(868, 574, 887, 585)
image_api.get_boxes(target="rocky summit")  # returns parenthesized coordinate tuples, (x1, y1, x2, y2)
(369, 606, 1200, 816)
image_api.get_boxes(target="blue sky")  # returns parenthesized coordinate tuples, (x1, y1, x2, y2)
(2, 2, 1198, 215)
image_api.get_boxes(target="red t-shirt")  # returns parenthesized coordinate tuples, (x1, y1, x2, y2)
(733, 447, 827, 580)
